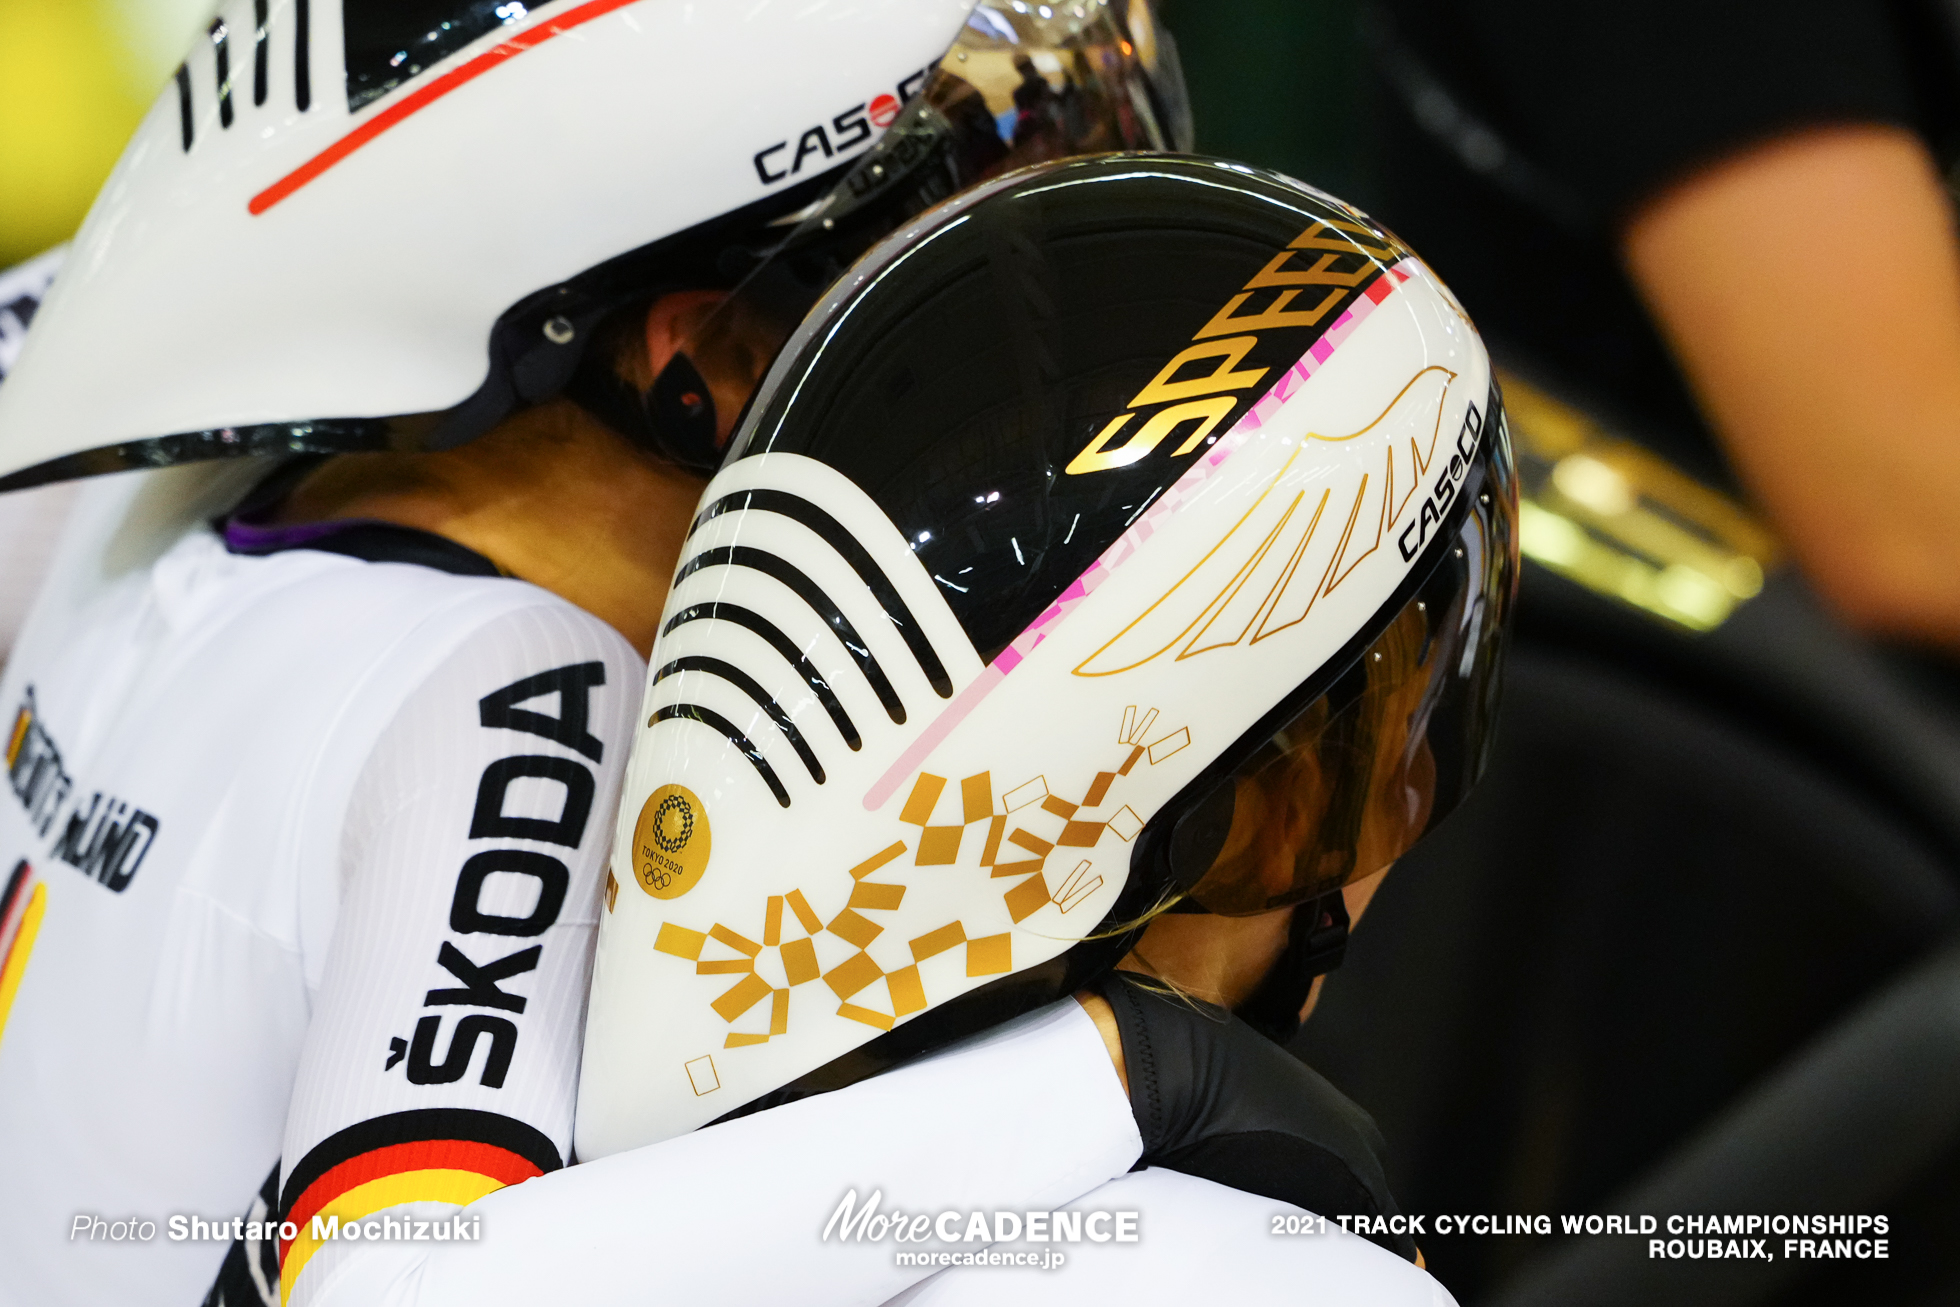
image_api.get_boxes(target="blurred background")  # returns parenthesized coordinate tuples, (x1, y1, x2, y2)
(6, 2, 1960, 1304)
(1161, 0, 1367, 201)
(0, 0, 211, 267)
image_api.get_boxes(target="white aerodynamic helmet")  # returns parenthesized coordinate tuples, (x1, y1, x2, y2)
(577, 154, 1520, 1157)
(0, 0, 1190, 489)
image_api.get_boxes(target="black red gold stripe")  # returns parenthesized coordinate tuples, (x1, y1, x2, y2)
(0, 862, 46, 1045)
(277, 1109, 561, 1299)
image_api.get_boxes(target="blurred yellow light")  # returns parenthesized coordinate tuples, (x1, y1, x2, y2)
(1551, 452, 1635, 516)
(1502, 369, 1781, 633)
(0, 0, 159, 266)
(1518, 499, 1586, 567)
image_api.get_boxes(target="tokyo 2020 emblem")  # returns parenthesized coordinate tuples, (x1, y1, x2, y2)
(633, 784, 711, 899)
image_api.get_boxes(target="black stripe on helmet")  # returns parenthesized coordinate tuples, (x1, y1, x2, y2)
(660, 602, 861, 751)
(675, 545, 906, 725)
(651, 655, 825, 784)
(254, 0, 269, 106)
(649, 703, 790, 808)
(689, 488, 954, 699)
(211, 19, 234, 129)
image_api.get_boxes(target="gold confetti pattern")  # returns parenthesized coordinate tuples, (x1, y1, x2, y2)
(653, 707, 1190, 1048)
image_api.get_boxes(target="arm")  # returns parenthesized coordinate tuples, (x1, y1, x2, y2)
(280, 601, 1141, 1307)
(1621, 123, 1960, 647)
(884, 1168, 1452, 1307)
(318, 1000, 1137, 1307)
(277, 601, 640, 1303)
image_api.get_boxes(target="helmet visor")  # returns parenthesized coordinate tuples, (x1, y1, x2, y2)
(645, 0, 1194, 467)
(1181, 410, 1519, 916)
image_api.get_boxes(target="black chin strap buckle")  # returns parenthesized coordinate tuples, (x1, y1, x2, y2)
(1233, 888, 1352, 1044)
(1295, 888, 1352, 976)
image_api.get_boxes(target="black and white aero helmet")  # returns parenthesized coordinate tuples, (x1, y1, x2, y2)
(578, 153, 1519, 1157)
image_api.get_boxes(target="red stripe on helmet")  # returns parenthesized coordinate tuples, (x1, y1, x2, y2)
(250, 0, 644, 215)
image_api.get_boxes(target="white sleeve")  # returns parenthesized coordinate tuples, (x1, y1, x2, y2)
(882, 1168, 1457, 1307)
(280, 600, 642, 1303)
(302, 1000, 1138, 1307)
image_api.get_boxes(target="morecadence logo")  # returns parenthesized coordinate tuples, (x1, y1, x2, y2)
(822, 1188, 1139, 1271)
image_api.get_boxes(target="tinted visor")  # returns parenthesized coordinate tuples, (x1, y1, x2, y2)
(1168, 401, 1520, 916)
(646, 0, 1193, 468)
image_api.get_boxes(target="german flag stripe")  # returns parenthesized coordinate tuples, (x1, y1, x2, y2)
(281, 1138, 544, 1250)
(5, 708, 30, 770)
(276, 1109, 562, 1296)
(0, 860, 31, 944)
(279, 1108, 561, 1214)
(278, 1168, 510, 1303)
(0, 878, 47, 1047)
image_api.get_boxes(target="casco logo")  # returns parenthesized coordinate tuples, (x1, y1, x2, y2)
(753, 70, 929, 186)
(1065, 218, 1411, 477)
(633, 783, 712, 899)
(1398, 401, 1484, 563)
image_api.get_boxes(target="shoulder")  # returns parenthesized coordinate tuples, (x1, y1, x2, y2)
(143, 529, 643, 708)
(313, 561, 643, 991)
(339, 571, 646, 830)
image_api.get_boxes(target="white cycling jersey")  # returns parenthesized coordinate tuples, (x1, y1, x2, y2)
(0, 473, 642, 1303)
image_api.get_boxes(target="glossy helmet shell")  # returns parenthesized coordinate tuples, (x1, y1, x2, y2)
(577, 153, 1518, 1156)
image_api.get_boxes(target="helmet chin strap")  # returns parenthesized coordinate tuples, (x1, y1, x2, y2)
(1150, 779, 1353, 1043)
(1231, 889, 1352, 1045)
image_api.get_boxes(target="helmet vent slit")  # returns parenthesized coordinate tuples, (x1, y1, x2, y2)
(294, 0, 311, 111)
(175, 65, 193, 152)
(253, 0, 269, 107)
(210, 20, 235, 130)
